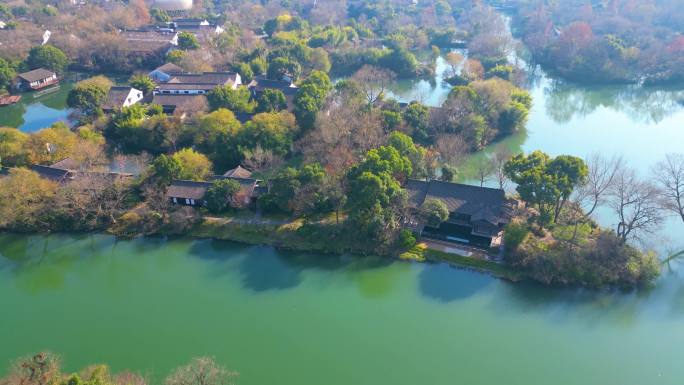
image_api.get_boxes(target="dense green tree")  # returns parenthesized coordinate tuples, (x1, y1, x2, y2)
(257, 89, 287, 113)
(239, 112, 296, 156)
(440, 164, 457, 182)
(351, 145, 412, 183)
(498, 101, 529, 135)
(486, 64, 513, 80)
(191, 109, 242, 170)
(177, 32, 200, 50)
(0, 58, 16, 91)
(505, 151, 588, 226)
(26, 45, 69, 74)
(402, 101, 429, 142)
(172, 148, 213, 181)
(0, 127, 29, 167)
(381, 110, 402, 130)
(67, 79, 110, 116)
(105, 104, 169, 153)
(380, 48, 418, 78)
(293, 70, 332, 130)
(234, 62, 254, 83)
(150, 7, 171, 22)
(205, 179, 241, 213)
(387, 131, 426, 178)
(250, 57, 268, 76)
(150, 154, 182, 186)
(421, 198, 450, 227)
(167, 50, 185, 64)
(0, 169, 58, 230)
(261, 167, 301, 212)
(267, 56, 302, 81)
(207, 86, 255, 113)
(129, 74, 156, 95)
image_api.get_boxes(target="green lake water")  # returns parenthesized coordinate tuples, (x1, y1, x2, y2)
(0, 83, 74, 132)
(1, 233, 684, 385)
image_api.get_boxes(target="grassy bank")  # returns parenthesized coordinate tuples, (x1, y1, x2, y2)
(400, 243, 526, 282)
(169, 216, 379, 257)
(160, 216, 528, 282)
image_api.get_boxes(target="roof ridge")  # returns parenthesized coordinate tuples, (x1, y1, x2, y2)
(426, 179, 504, 193)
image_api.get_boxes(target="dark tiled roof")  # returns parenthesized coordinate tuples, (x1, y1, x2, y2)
(167, 180, 211, 200)
(103, 86, 141, 111)
(122, 30, 176, 52)
(30, 165, 72, 183)
(167, 176, 260, 202)
(18, 68, 56, 83)
(249, 76, 298, 95)
(211, 175, 259, 197)
(156, 83, 216, 91)
(50, 158, 80, 170)
(124, 39, 173, 53)
(153, 62, 184, 74)
(151, 94, 207, 114)
(167, 72, 239, 86)
(234, 111, 254, 124)
(223, 166, 252, 179)
(0, 167, 10, 177)
(406, 179, 509, 226)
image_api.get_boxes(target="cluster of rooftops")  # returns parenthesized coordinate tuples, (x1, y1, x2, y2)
(102, 62, 298, 121)
(2, 157, 513, 248)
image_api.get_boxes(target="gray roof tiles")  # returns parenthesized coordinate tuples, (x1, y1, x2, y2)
(18, 68, 56, 83)
(406, 179, 509, 226)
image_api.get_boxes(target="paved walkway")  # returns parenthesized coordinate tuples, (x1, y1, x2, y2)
(422, 239, 499, 261)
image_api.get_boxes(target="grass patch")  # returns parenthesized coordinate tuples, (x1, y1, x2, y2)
(184, 217, 378, 256)
(399, 243, 428, 262)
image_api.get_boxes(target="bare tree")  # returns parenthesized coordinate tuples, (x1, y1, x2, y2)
(654, 153, 684, 223)
(609, 168, 663, 244)
(352, 65, 396, 105)
(491, 147, 513, 190)
(243, 144, 284, 172)
(574, 153, 624, 218)
(435, 134, 468, 165)
(444, 52, 464, 78)
(473, 156, 496, 187)
(3, 352, 61, 385)
(113, 372, 147, 385)
(165, 357, 237, 385)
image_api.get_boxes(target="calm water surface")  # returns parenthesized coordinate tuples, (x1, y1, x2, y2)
(0, 83, 73, 132)
(1, 233, 684, 385)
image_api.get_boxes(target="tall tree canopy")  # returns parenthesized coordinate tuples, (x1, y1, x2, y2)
(505, 151, 588, 226)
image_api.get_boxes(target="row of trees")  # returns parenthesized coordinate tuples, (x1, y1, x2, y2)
(0, 352, 237, 385)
